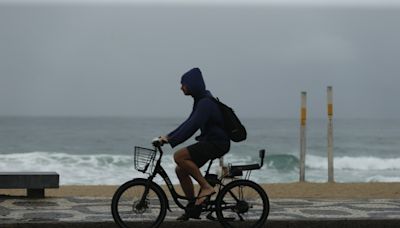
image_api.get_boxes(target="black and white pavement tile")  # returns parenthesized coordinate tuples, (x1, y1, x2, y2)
(1, 197, 400, 224)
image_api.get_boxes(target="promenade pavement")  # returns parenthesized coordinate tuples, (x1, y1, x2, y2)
(1, 196, 400, 227)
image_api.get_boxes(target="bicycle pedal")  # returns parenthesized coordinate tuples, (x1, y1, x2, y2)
(177, 212, 201, 221)
(222, 217, 236, 222)
(176, 214, 190, 221)
(206, 213, 217, 221)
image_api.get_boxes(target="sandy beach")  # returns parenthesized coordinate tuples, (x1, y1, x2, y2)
(1, 182, 400, 199)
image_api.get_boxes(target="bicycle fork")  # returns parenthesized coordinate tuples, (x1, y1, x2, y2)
(135, 179, 153, 211)
(138, 175, 172, 213)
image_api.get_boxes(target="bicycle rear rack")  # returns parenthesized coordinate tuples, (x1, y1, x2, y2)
(227, 149, 266, 179)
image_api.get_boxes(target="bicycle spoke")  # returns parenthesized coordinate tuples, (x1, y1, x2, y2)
(216, 180, 269, 228)
(119, 189, 158, 220)
(112, 179, 167, 228)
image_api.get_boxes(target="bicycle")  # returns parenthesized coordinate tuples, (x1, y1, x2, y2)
(111, 138, 270, 228)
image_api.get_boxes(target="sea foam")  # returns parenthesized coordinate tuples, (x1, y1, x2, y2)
(1, 151, 400, 184)
(0, 152, 142, 185)
(307, 155, 400, 170)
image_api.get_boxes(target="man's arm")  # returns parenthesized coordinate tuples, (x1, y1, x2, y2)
(167, 99, 212, 148)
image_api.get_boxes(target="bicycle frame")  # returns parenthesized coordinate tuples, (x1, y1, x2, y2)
(142, 145, 224, 211)
(137, 144, 265, 212)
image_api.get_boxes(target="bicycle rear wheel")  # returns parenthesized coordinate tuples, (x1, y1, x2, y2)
(111, 179, 167, 228)
(215, 180, 269, 228)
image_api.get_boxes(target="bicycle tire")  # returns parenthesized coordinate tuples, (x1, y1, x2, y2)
(111, 178, 168, 228)
(215, 179, 269, 228)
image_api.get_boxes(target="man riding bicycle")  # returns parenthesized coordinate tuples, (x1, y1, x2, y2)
(159, 68, 230, 219)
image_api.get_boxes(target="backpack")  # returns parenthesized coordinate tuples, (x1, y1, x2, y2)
(211, 97, 247, 142)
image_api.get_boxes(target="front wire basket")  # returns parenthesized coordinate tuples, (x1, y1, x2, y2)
(134, 146, 157, 174)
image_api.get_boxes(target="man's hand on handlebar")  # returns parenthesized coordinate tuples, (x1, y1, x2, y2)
(152, 136, 169, 147)
(159, 136, 168, 143)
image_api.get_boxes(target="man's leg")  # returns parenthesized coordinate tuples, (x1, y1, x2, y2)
(174, 148, 215, 204)
(175, 166, 194, 199)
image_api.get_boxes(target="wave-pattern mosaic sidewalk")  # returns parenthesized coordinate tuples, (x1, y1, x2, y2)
(1, 197, 400, 225)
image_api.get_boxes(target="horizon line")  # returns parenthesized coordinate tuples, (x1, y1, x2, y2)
(1, 115, 399, 120)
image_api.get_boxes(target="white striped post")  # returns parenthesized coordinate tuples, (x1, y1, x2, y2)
(327, 86, 334, 183)
(299, 92, 307, 182)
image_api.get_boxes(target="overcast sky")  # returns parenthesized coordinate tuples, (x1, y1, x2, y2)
(1, 2, 399, 118)
(1, 0, 400, 6)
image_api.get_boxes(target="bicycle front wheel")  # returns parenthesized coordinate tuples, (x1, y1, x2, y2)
(111, 179, 167, 228)
(215, 180, 269, 228)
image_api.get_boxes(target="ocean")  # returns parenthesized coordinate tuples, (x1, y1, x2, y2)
(1, 116, 399, 185)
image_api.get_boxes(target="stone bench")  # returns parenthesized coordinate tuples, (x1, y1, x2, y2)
(0, 172, 59, 198)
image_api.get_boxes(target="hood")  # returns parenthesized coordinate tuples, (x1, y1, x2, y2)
(181, 68, 207, 98)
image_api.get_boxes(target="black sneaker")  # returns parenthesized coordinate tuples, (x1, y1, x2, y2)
(185, 204, 202, 219)
(176, 200, 199, 221)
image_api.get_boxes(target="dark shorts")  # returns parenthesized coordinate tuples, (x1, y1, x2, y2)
(187, 141, 230, 168)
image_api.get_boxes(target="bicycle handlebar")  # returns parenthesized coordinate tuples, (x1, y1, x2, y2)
(152, 137, 168, 147)
(152, 137, 162, 147)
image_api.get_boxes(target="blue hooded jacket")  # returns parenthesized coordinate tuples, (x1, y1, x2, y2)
(167, 68, 230, 148)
